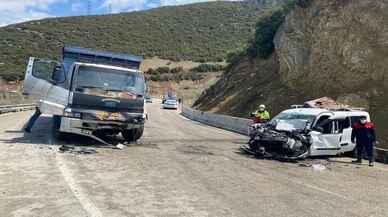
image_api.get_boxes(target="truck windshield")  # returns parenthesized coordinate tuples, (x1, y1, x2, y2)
(73, 65, 145, 95)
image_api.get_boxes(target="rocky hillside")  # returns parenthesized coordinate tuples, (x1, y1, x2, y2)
(194, 0, 388, 147)
(0, 1, 290, 81)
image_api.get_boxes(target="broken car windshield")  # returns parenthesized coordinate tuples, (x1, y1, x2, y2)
(269, 112, 316, 129)
(74, 66, 144, 94)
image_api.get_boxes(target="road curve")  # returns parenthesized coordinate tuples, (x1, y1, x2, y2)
(1, 102, 388, 217)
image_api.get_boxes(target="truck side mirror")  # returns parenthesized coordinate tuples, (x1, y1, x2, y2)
(51, 65, 65, 84)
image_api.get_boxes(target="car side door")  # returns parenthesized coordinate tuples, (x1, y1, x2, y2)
(23, 57, 68, 115)
(337, 117, 355, 153)
(310, 119, 342, 156)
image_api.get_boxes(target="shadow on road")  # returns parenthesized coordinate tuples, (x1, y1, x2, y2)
(0, 116, 53, 145)
(0, 116, 114, 149)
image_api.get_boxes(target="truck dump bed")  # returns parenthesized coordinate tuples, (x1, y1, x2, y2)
(63, 47, 143, 70)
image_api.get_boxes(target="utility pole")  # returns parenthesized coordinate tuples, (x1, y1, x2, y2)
(87, 0, 91, 15)
(108, 4, 112, 14)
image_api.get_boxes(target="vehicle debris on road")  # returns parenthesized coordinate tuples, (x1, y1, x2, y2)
(58, 145, 98, 154)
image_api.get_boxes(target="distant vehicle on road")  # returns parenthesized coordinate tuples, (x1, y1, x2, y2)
(244, 107, 371, 160)
(23, 47, 147, 143)
(163, 97, 179, 109)
(145, 95, 152, 103)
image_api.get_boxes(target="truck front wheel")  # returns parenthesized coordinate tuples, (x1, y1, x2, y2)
(122, 126, 144, 143)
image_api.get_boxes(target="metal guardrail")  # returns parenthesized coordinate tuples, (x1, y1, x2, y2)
(0, 103, 36, 114)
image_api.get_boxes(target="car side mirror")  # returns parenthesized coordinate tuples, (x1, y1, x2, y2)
(313, 126, 324, 133)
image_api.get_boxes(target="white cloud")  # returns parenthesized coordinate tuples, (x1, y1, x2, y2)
(101, 0, 147, 13)
(0, 0, 66, 26)
(159, 0, 241, 6)
(101, 0, 241, 13)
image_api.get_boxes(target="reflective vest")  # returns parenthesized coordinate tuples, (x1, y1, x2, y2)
(255, 110, 270, 122)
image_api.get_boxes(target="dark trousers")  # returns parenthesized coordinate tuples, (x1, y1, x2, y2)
(25, 108, 41, 132)
(356, 143, 374, 162)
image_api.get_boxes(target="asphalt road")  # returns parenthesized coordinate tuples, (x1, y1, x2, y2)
(1, 102, 388, 217)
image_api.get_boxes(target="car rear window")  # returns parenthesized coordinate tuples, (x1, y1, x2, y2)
(350, 116, 367, 126)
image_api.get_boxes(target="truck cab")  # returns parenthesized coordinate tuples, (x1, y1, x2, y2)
(23, 47, 147, 143)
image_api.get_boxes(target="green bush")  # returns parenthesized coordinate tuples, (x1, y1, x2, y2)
(190, 73, 204, 81)
(248, 9, 286, 59)
(226, 48, 246, 64)
(155, 66, 170, 74)
(146, 68, 157, 75)
(248, 1, 296, 59)
(191, 63, 224, 72)
(170, 66, 184, 74)
(149, 74, 161, 81)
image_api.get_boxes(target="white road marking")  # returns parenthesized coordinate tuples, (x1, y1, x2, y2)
(51, 138, 103, 217)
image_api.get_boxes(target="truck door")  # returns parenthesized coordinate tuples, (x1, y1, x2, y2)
(310, 119, 341, 156)
(23, 57, 68, 115)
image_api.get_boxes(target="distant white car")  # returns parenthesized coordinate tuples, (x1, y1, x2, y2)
(163, 98, 179, 109)
(145, 95, 152, 103)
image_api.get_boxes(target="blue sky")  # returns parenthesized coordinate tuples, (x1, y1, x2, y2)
(0, 0, 239, 27)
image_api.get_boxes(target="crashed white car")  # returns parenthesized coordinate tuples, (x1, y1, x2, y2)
(244, 108, 370, 159)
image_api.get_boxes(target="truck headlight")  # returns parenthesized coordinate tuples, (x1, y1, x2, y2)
(63, 108, 81, 118)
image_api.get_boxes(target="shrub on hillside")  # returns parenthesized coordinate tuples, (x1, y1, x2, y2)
(226, 48, 246, 64)
(170, 66, 184, 74)
(247, 9, 286, 59)
(155, 66, 170, 74)
(247, 1, 295, 59)
(190, 73, 204, 81)
(149, 74, 161, 81)
(191, 63, 224, 72)
(146, 68, 157, 75)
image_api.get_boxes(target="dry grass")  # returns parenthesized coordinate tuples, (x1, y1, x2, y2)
(0, 91, 34, 105)
(147, 72, 221, 106)
(140, 57, 226, 72)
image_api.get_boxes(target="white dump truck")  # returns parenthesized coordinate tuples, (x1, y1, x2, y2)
(23, 47, 147, 143)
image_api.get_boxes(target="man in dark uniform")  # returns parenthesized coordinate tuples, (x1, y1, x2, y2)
(351, 117, 376, 166)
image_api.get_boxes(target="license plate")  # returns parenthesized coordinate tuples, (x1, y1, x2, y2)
(95, 112, 123, 121)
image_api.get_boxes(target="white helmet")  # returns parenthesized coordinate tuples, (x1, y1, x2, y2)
(259, 104, 266, 111)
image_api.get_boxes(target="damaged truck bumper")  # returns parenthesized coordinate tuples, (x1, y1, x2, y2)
(59, 116, 144, 144)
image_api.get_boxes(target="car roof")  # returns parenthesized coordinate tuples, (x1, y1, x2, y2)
(329, 111, 370, 120)
(281, 108, 330, 116)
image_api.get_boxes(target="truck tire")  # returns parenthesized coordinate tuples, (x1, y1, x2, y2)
(122, 126, 144, 143)
(134, 126, 144, 141)
(52, 115, 65, 140)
